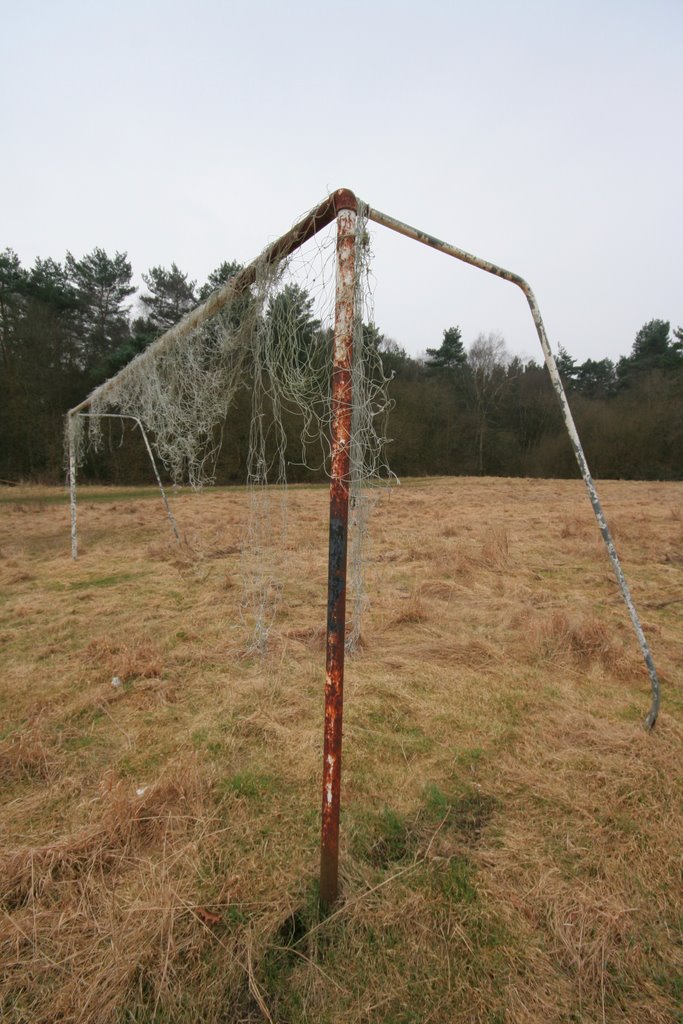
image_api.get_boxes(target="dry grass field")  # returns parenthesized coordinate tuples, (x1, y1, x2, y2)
(1, 477, 681, 1024)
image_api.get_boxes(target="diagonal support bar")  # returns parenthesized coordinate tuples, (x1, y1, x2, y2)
(76, 413, 180, 549)
(366, 205, 661, 729)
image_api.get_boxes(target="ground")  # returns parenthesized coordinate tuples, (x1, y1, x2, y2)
(0, 477, 681, 1024)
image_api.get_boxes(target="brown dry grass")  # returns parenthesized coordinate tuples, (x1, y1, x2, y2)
(0, 477, 682, 1023)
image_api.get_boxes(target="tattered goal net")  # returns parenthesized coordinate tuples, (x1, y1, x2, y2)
(66, 196, 393, 653)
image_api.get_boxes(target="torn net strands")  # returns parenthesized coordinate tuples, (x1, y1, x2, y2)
(67, 201, 393, 650)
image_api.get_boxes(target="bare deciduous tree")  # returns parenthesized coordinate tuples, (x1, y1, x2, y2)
(466, 331, 512, 474)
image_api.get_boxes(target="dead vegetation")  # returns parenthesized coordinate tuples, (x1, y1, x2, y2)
(83, 634, 164, 683)
(0, 477, 681, 1023)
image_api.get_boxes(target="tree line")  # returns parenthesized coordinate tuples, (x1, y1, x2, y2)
(1, 244, 682, 484)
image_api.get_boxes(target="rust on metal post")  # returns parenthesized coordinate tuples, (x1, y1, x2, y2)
(320, 190, 358, 911)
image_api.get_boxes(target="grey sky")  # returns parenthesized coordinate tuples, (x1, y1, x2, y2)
(2, 0, 681, 364)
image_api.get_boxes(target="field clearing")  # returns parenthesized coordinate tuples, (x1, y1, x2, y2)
(1, 476, 682, 1023)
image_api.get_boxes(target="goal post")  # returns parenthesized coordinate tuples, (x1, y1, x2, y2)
(65, 186, 662, 911)
(320, 194, 356, 909)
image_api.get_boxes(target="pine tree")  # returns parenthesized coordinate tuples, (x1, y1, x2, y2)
(426, 326, 466, 370)
(140, 263, 197, 333)
(65, 248, 135, 363)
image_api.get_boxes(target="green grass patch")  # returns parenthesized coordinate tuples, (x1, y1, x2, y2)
(453, 746, 486, 769)
(424, 854, 477, 903)
(191, 728, 225, 757)
(353, 784, 496, 871)
(63, 734, 96, 752)
(117, 750, 164, 778)
(48, 571, 142, 592)
(222, 770, 278, 801)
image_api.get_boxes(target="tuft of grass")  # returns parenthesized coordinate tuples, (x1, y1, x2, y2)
(83, 634, 164, 682)
(388, 591, 427, 626)
(529, 609, 617, 667)
(480, 526, 510, 567)
(0, 722, 59, 783)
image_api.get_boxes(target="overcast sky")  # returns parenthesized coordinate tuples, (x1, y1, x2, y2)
(2, 0, 681, 364)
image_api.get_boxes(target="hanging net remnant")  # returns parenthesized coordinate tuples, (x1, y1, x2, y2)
(67, 201, 394, 650)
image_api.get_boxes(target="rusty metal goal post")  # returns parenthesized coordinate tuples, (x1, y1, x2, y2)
(66, 188, 661, 911)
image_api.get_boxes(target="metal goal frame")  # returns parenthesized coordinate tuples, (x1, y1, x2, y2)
(66, 187, 661, 910)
